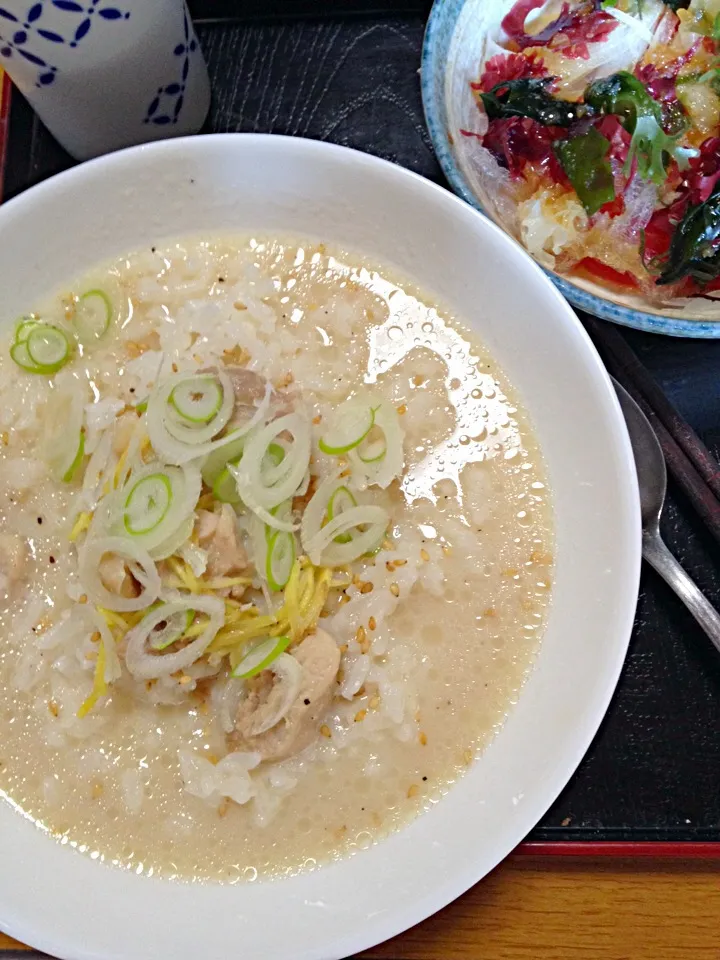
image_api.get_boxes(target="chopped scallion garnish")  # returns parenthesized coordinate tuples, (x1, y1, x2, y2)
(123, 472, 173, 535)
(169, 375, 224, 424)
(10, 322, 71, 375)
(230, 635, 292, 679)
(75, 289, 113, 342)
(266, 530, 296, 591)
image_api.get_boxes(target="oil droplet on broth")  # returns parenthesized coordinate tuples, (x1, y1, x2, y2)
(339, 260, 522, 505)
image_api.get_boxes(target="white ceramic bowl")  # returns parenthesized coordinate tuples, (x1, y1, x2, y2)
(0, 134, 640, 960)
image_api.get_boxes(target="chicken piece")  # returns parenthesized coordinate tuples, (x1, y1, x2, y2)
(0, 532, 27, 597)
(195, 504, 248, 579)
(217, 365, 297, 429)
(98, 554, 139, 599)
(227, 628, 341, 762)
(224, 366, 267, 406)
(203, 366, 267, 433)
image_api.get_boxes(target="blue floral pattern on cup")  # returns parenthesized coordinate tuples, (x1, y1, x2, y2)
(0, 0, 129, 87)
(143, 7, 196, 126)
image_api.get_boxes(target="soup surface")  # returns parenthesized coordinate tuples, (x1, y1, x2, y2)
(0, 237, 552, 882)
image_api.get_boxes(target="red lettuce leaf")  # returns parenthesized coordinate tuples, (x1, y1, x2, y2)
(482, 116, 568, 181)
(473, 52, 548, 93)
(634, 38, 702, 104)
(501, 0, 618, 60)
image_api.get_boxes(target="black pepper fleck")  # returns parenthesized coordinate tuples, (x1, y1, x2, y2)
(422, 776, 428, 781)
(151, 246, 156, 253)
(218, 277, 225, 283)
(129, 387, 136, 394)
(37, 517, 43, 525)
(303, 698, 310, 705)
(49, 556, 56, 564)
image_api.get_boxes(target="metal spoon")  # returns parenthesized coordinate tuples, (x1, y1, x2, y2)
(614, 379, 720, 655)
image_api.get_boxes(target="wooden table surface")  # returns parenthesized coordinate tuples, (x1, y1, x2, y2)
(2, 856, 718, 959)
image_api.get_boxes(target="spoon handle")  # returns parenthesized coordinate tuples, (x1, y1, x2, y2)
(642, 531, 720, 656)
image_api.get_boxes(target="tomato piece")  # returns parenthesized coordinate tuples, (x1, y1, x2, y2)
(572, 257, 640, 290)
(598, 194, 625, 218)
(642, 209, 674, 261)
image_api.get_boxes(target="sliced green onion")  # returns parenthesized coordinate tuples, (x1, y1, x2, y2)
(357, 424, 387, 463)
(266, 530, 296, 591)
(113, 463, 201, 557)
(200, 432, 246, 487)
(268, 442, 285, 461)
(62, 430, 85, 483)
(231, 635, 291, 679)
(318, 402, 375, 455)
(135, 397, 148, 414)
(231, 412, 311, 531)
(347, 401, 404, 489)
(11, 324, 71, 375)
(43, 383, 85, 482)
(265, 500, 293, 541)
(26, 325, 71, 374)
(147, 371, 268, 466)
(365, 536, 385, 558)
(124, 595, 223, 678)
(14, 318, 41, 343)
(169, 375, 223, 424)
(149, 515, 194, 562)
(148, 607, 194, 651)
(266, 441, 286, 466)
(300, 472, 389, 567)
(75, 289, 112, 342)
(124, 472, 172, 535)
(10, 340, 37, 372)
(78, 536, 161, 614)
(260, 439, 292, 489)
(327, 484, 357, 543)
(212, 460, 242, 504)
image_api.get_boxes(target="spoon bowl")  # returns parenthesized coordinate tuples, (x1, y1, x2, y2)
(614, 379, 720, 655)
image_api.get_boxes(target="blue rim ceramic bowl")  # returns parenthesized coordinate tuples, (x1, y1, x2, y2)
(421, 0, 720, 338)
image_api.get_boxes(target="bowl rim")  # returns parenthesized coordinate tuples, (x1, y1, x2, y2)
(421, 0, 720, 339)
(0, 132, 642, 960)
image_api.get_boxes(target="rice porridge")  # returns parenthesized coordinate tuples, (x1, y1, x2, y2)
(0, 237, 552, 881)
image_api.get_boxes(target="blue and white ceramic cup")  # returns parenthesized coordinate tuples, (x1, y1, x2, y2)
(0, 0, 211, 159)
